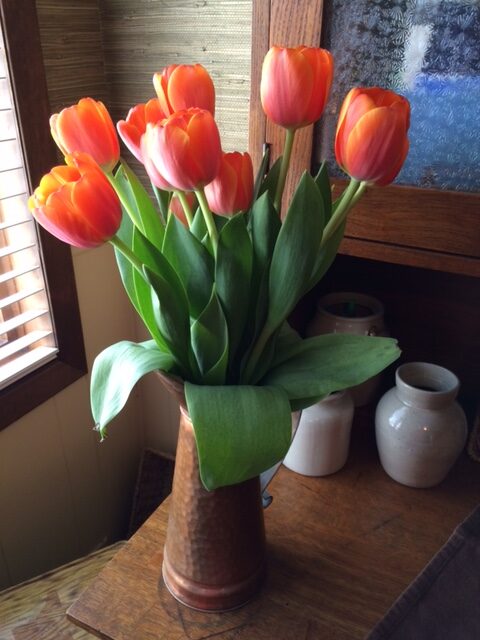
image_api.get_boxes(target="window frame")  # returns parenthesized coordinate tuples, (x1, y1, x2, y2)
(0, 0, 87, 429)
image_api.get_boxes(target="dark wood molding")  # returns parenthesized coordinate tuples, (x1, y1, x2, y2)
(0, 0, 87, 430)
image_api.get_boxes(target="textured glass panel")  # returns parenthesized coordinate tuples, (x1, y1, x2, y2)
(316, 0, 480, 192)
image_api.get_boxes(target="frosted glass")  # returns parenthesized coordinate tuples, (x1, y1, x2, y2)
(316, 0, 480, 192)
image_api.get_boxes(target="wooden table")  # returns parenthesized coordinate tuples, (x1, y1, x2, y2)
(67, 423, 480, 639)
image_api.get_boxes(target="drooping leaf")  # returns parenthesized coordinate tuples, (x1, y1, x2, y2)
(261, 334, 400, 402)
(191, 286, 229, 384)
(163, 214, 214, 318)
(215, 213, 253, 367)
(267, 172, 324, 332)
(185, 382, 292, 490)
(91, 339, 174, 436)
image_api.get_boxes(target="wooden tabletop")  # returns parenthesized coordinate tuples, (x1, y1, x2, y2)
(67, 420, 480, 639)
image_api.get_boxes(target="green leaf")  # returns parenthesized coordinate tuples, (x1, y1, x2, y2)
(215, 214, 253, 367)
(163, 214, 214, 318)
(190, 206, 208, 241)
(191, 286, 229, 384)
(306, 219, 346, 292)
(261, 334, 400, 401)
(143, 264, 191, 374)
(185, 382, 292, 490)
(250, 192, 281, 273)
(257, 156, 282, 201)
(91, 339, 174, 436)
(267, 172, 324, 332)
(253, 145, 270, 202)
(314, 162, 332, 223)
(118, 159, 164, 246)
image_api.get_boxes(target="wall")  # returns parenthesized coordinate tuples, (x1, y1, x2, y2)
(0, 1, 143, 589)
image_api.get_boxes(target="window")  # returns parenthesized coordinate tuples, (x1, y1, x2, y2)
(0, 0, 86, 429)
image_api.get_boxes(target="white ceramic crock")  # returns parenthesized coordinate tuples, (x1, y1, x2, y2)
(375, 362, 468, 488)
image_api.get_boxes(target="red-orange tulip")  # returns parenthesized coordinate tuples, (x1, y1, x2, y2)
(153, 64, 215, 116)
(143, 108, 222, 192)
(260, 46, 333, 130)
(117, 98, 166, 162)
(28, 153, 122, 248)
(50, 98, 120, 172)
(335, 88, 410, 186)
(204, 152, 254, 215)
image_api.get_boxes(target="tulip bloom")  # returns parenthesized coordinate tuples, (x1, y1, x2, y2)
(117, 98, 167, 162)
(50, 98, 120, 173)
(143, 108, 222, 192)
(204, 152, 254, 215)
(260, 46, 333, 129)
(335, 88, 410, 186)
(28, 153, 122, 248)
(153, 64, 215, 116)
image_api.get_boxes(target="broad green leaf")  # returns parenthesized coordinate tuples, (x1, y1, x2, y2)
(190, 206, 207, 241)
(250, 192, 281, 273)
(185, 382, 292, 490)
(143, 264, 191, 374)
(314, 161, 332, 223)
(151, 183, 171, 224)
(267, 172, 324, 332)
(163, 215, 214, 318)
(257, 156, 282, 201)
(91, 339, 174, 436)
(261, 334, 400, 401)
(191, 286, 229, 384)
(306, 219, 346, 292)
(253, 145, 271, 202)
(119, 159, 164, 246)
(215, 214, 253, 367)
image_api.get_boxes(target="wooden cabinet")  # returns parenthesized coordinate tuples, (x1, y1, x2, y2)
(249, 0, 479, 404)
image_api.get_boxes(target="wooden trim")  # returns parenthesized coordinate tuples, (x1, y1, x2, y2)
(0, 0, 87, 430)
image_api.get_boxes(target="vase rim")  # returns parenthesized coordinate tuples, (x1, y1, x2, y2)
(316, 291, 384, 321)
(395, 362, 460, 408)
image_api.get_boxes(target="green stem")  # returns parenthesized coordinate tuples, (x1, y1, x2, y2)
(321, 179, 362, 248)
(174, 190, 194, 227)
(273, 128, 296, 213)
(151, 183, 167, 226)
(109, 235, 143, 275)
(195, 188, 218, 253)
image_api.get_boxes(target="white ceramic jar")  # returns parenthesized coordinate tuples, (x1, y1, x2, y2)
(375, 362, 468, 488)
(283, 391, 354, 476)
(307, 292, 387, 406)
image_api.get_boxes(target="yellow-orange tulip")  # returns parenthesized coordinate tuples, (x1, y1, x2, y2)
(153, 64, 215, 116)
(143, 108, 222, 192)
(260, 46, 333, 129)
(50, 98, 120, 172)
(117, 98, 166, 162)
(204, 152, 254, 215)
(28, 153, 121, 248)
(335, 88, 410, 186)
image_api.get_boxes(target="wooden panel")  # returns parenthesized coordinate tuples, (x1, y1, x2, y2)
(336, 180, 480, 261)
(67, 429, 480, 639)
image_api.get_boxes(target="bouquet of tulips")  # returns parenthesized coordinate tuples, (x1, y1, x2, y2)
(29, 46, 410, 490)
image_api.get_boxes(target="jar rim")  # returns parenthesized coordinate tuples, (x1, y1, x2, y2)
(316, 291, 384, 322)
(396, 362, 459, 404)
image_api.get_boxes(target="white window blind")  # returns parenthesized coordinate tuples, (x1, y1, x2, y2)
(0, 24, 57, 389)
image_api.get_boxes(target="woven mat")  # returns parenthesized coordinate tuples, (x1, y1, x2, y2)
(366, 504, 480, 640)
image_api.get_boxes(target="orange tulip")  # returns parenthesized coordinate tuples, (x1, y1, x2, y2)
(335, 88, 410, 186)
(28, 153, 122, 248)
(260, 46, 333, 130)
(153, 64, 215, 116)
(117, 98, 167, 162)
(204, 152, 254, 215)
(50, 98, 120, 172)
(143, 108, 222, 192)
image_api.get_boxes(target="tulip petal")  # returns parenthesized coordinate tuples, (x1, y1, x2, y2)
(167, 64, 215, 115)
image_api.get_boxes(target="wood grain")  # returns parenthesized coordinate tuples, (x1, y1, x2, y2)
(67, 420, 480, 639)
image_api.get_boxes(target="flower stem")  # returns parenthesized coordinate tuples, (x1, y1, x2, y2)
(273, 127, 296, 214)
(195, 188, 218, 253)
(151, 183, 167, 226)
(320, 179, 363, 248)
(174, 190, 194, 227)
(109, 235, 143, 275)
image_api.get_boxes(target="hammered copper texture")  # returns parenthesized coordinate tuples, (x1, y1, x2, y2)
(162, 409, 266, 611)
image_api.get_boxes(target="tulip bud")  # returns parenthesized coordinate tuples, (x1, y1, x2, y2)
(261, 46, 333, 129)
(117, 98, 166, 162)
(143, 108, 222, 192)
(28, 153, 122, 248)
(153, 64, 215, 116)
(50, 98, 120, 172)
(204, 152, 254, 215)
(335, 88, 410, 186)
